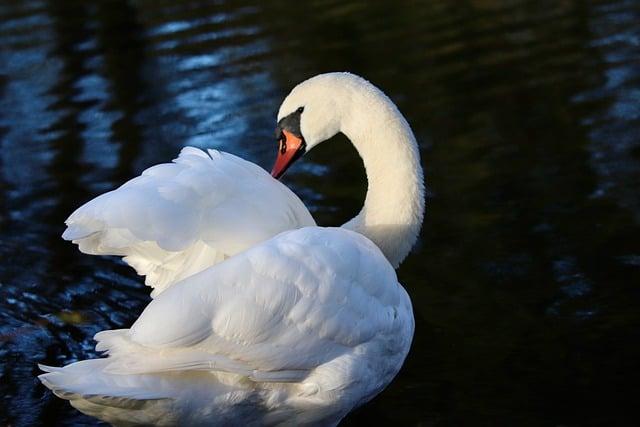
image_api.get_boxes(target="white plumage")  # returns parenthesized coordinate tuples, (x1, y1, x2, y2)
(63, 147, 314, 296)
(39, 72, 425, 426)
(41, 228, 413, 425)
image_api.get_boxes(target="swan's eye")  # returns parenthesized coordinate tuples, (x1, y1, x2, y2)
(279, 133, 287, 154)
(296, 107, 304, 114)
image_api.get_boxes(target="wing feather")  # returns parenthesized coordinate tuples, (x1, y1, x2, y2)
(63, 147, 315, 296)
(94, 228, 410, 382)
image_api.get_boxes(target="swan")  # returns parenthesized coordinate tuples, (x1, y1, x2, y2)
(38, 72, 425, 426)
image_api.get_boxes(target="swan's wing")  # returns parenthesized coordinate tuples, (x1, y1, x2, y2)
(93, 227, 413, 381)
(63, 147, 315, 297)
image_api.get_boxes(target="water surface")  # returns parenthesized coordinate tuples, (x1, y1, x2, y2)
(1, 0, 640, 425)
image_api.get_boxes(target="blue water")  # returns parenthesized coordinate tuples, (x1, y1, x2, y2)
(1, 0, 640, 425)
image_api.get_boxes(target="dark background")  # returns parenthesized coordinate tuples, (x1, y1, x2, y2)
(1, 0, 640, 425)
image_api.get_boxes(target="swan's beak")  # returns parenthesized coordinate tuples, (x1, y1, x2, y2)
(271, 129, 306, 179)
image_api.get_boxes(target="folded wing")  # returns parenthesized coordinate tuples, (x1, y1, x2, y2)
(63, 147, 315, 296)
(91, 227, 412, 383)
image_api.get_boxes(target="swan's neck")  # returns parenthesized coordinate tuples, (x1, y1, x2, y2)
(340, 85, 424, 267)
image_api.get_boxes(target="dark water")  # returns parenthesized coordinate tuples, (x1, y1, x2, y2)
(1, 0, 639, 425)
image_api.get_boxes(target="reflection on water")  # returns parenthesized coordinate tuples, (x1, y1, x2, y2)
(1, 0, 639, 425)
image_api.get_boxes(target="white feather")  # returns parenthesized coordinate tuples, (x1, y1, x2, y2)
(39, 228, 414, 426)
(63, 148, 315, 296)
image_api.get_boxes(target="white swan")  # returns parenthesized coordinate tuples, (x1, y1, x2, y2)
(39, 72, 425, 426)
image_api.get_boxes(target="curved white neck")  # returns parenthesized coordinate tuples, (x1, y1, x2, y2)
(339, 82, 425, 267)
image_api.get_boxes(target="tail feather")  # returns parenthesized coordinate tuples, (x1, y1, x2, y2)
(37, 358, 254, 425)
(38, 358, 174, 426)
(38, 363, 63, 373)
(38, 359, 168, 401)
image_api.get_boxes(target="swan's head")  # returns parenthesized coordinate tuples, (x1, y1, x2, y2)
(271, 73, 355, 178)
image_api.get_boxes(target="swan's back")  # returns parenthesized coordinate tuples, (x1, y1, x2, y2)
(39, 227, 414, 426)
(63, 147, 315, 296)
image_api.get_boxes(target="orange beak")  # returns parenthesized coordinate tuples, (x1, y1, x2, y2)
(271, 129, 306, 179)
